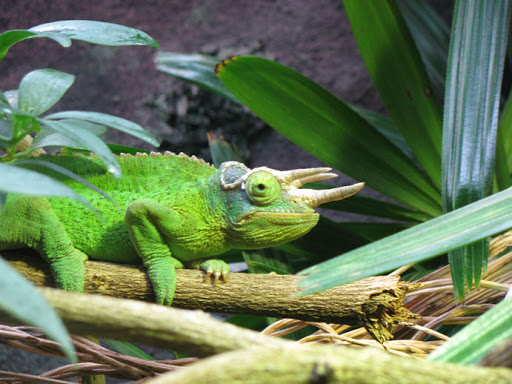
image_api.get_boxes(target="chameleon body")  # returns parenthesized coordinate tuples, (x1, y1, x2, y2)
(0, 152, 363, 305)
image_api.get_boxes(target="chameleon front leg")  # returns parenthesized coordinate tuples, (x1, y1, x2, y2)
(0, 196, 87, 291)
(125, 199, 185, 305)
(125, 199, 230, 304)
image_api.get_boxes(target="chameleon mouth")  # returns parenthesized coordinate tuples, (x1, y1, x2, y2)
(238, 211, 319, 224)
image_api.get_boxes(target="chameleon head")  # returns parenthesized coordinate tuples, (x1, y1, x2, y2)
(217, 161, 364, 249)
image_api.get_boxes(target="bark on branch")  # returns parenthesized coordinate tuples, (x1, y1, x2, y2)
(0, 287, 285, 357)
(2, 250, 416, 341)
(147, 344, 512, 384)
(0, 288, 508, 384)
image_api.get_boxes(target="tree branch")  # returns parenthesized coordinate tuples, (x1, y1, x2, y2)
(145, 344, 512, 384)
(0, 287, 287, 357)
(2, 250, 417, 341)
(0, 279, 509, 383)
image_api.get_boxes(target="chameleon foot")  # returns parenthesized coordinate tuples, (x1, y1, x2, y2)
(201, 259, 230, 286)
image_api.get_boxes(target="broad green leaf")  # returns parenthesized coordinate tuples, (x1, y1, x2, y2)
(442, 0, 510, 298)
(32, 120, 107, 150)
(428, 298, 512, 365)
(216, 56, 442, 216)
(0, 20, 157, 61)
(0, 257, 76, 362)
(397, 0, 449, 99)
(298, 186, 512, 295)
(344, 0, 443, 187)
(29, 20, 159, 48)
(40, 119, 121, 178)
(101, 339, 155, 360)
(156, 52, 238, 102)
(19, 69, 75, 116)
(45, 111, 159, 147)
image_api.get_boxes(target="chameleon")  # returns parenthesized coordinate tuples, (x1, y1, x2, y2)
(0, 151, 364, 305)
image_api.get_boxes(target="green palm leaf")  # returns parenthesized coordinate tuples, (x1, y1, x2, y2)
(343, 0, 443, 187)
(442, 0, 510, 299)
(298, 186, 512, 295)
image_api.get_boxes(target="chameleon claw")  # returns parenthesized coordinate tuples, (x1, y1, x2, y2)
(203, 269, 214, 283)
(200, 259, 229, 286)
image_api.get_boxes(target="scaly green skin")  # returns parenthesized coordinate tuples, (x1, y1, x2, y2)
(0, 152, 363, 305)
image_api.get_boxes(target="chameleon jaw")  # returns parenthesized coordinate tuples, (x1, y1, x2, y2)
(237, 211, 319, 225)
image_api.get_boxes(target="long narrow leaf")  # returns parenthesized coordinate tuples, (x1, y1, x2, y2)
(0, 163, 87, 205)
(428, 297, 512, 365)
(343, 0, 443, 187)
(347, 104, 417, 164)
(0, 258, 76, 362)
(14, 159, 118, 209)
(498, 90, 512, 172)
(442, 0, 510, 298)
(44, 111, 159, 147)
(397, 0, 449, 99)
(216, 56, 442, 216)
(298, 186, 512, 295)
(32, 119, 106, 150)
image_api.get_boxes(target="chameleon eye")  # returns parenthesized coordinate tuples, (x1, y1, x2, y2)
(246, 171, 280, 205)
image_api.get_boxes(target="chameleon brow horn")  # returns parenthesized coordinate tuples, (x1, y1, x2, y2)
(277, 167, 365, 208)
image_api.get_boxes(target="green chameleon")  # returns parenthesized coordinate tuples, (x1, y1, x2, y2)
(0, 152, 363, 305)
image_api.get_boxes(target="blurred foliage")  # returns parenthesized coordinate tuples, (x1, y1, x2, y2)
(0, 20, 160, 362)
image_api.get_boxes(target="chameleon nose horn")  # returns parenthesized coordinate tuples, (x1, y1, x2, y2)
(307, 182, 365, 207)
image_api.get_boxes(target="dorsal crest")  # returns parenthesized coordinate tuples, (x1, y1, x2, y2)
(119, 151, 215, 169)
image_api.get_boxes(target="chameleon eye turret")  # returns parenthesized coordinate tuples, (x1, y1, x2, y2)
(245, 171, 281, 205)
